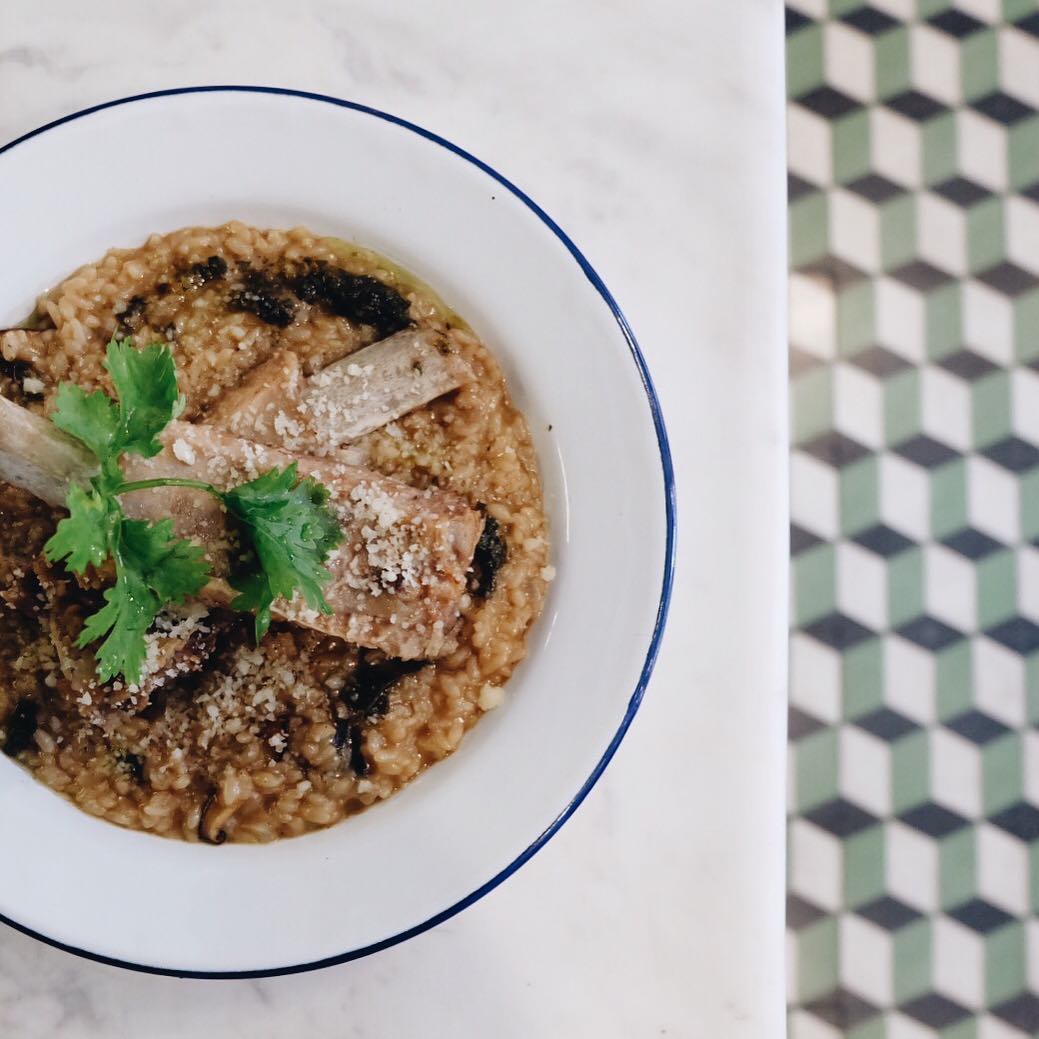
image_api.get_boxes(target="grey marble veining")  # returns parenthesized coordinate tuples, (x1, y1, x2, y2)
(0, 1, 787, 1035)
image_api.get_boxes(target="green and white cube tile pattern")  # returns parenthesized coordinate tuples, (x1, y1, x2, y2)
(788, 1, 1039, 1035)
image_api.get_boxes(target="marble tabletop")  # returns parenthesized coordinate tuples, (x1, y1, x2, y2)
(0, 1, 787, 1035)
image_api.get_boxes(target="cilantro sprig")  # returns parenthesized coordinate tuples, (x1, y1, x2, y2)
(43, 337, 342, 683)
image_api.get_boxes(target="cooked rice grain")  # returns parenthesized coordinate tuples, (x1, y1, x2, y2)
(0, 223, 549, 842)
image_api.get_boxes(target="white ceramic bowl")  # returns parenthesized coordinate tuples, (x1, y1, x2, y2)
(0, 88, 675, 976)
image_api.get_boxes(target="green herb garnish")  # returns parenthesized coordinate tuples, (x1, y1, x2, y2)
(43, 337, 342, 683)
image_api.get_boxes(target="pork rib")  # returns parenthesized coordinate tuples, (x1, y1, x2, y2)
(0, 396, 482, 659)
(204, 327, 474, 453)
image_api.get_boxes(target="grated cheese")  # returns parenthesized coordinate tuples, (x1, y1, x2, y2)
(172, 437, 197, 465)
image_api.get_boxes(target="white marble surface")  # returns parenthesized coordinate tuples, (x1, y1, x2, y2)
(0, 1, 787, 1035)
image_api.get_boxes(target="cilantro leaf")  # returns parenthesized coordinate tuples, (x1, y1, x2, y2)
(43, 483, 120, 574)
(223, 463, 343, 641)
(51, 383, 120, 462)
(75, 518, 210, 684)
(224, 569, 277, 643)
(46, 339, 342, 679)
(118, 518, 210, 603)
(77, 567, 160, 684)
(104, 338, 182, 459)
(51, 337, 181, 478)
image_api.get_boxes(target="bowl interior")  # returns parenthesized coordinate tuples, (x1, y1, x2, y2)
(0, 89, 671, 974)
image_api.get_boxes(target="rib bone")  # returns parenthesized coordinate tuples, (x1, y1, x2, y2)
(0, 396, 94, 506)
(205, 328, 474, 453)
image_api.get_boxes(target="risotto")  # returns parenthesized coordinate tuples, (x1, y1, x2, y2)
(0, 222, 550, 842)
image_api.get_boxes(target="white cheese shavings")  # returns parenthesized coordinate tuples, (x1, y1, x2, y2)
(172, 437, 197, 465)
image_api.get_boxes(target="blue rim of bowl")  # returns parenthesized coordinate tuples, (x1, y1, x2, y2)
(0, 85, 677, 978)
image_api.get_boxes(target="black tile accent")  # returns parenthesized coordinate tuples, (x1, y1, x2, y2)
(938, 347, 998, 381)
(932, 175, 993, 208)
(898, 801, 969, 838)
(927, 8, 986, 38)
(803, 612, 876, 651)
(854, 895, 922, 931)
(885, 90, 948, 122)
(799, 430, 872, 468)
(788, 172, 819, 202)
(849, 345, 911, 378)
(803, 988, 880, 1029)
(786, 6, 812, 34)
(1021, 180, 1039, 204)
(991, 991, 1039, 1033)
(892, 434, 960, 468)
(845, 172, 905, 203)
(796, 85, 863, 120)
(989, 801, 1039, 842)
(941, 526, 1004, 560)
(788, 705, 826, 741)
(853, 706, 919, 741)
(896, 614, 964, 651)
(975, 261, 1039, 298)
(796, 254, 869, 289)
(804, 798, 879, 838)
(986, 616, 1039, 655)
(948, 897, 1016, 934)
(890, 259, 955, 292)
(853, 523, 915, 558)
(841, 5, 899, 35)
(972, 90, 1037, 126)
(945, 708, 1011, 745)
(790, 346, 823, 378)
(982, 435, 1039, 473)
(899, 992, 971, 1030)
(1017, 12, 1039, 39)
(791, 522, 825, 556)
(787, 893, 827, 931)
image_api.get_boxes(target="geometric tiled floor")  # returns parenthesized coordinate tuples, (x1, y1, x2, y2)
(788, 2, 1039, 1034)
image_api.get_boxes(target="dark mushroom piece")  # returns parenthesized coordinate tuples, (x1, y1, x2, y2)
(340, 655, 427, 718)
(186, 255, 227, 287)
(198, 789, 229, 845)
(120, 753, 145, 784)
(115, 295, 148, 333)
(288, 259, 412, 338)
(226, 266, 296, 328)
(333, 718, 369, 775)
(2, 700, 37, 757)
(469, 515, 507, 598)
(333, 717, 352, 751)
(347, 723, 369, 777)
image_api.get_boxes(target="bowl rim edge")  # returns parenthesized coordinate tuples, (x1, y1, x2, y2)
(0, 84, 678, 979)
